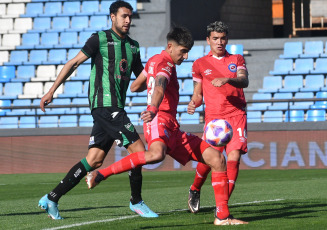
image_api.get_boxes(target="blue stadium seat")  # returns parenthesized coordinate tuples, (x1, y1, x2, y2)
(85, 15, 108, 31)
(62, 1, 80, 16)
(263, 110, 283, 122)
(285, 110, 305, 122)
(0, 83, 2, 96)
(0, 99, 11, 115)
(311, 91, 327, 109)
(0, 117, 18, 129)
(180, 79, 194, 95)
(59, 115, 78, 127)
(311, 58, 327, 74)
(279, 41, 303, 59)
(180, 112, 200, 124)
(78, 1, 99, 16)
(269, 59, 293, 75)
(16, 33, 40, 49)
(58, 81, 83, 98)
(301, 75, 323, 92)
(0, 66, 16, 82)
(49, 17, 70, 32)
(26, 50, 48, 65)
(39, 116, 59, 128)
(176, 62, 192, 78)
(177, 104, 188, 112)
(205, 45, 211, 54)
(19, 116, 37, 128)
(127, 0, 137, 13)
(279, 75, 303, 93)
(74, 31, 93, 48)
(30, 17, 51, 33)
(300, 41, 324, 58)
(21, 3, 43, 17)
(247, 93, 272, 111)
(12, 65, 35, 82)
(139, 46, 146, 62)
(258, 76, 282, 93)
(247, 111, 262, 123)
(5, 50, 28, 65)
(67, 49, 80, 61)
(74, 64, 90, 81)
(128, 113, 140, 125)
(146, 46, 165, 61)
(72, 97, 90, 114)
(6, 99, 33, 116)
(43, 2, 62, 17)
(79, 115, 93, 127)
(55, 32, 78, 48)
(36, 32, 59, 49)
(0, 82, 23, 99)
(96, 1, 113, 15)
(179, 95, 190, 102)
(131, 96, 147, 112)
(289, 58, 313, 74)
(269, 92, 292, 110)
(226, 44, 243, 55)
(306, 109, 326, 122)
(321, 41, 327, 57)
(68, 16, 89, 32)
(188, 45, 204, 61)
(44, 49, 67, 65)
(47, 98, 71, 115)
(290, 92, 314, 109)
(78, 81, 89, 97)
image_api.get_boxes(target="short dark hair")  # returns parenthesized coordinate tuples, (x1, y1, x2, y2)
(110, 0, 133, 15)
(207, 21, 229, 37)
(166, 27, 194, 50)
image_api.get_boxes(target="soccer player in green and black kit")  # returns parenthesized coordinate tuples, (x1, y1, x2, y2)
(38, 0, 157, 219)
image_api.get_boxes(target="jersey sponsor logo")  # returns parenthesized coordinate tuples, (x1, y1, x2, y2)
(89, 136, 95, 145)
(204, 69, 212, 75)
(119, 59, 128, 73)
(125, 123, 135, 132)
(107, 41, 118, 46)
(115, 74, 129, 81)
(74, 168, 82, 178)
(149, 66, 154, 74)
(162, 66, 171, 74)
(228, 63, 237, 72)
(164, 129, 170, 139)
(167, 62, 173, 67)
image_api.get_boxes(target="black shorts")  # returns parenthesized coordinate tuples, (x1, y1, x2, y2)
(88, 107, 140, 153)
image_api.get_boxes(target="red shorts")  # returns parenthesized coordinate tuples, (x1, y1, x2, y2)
(144, 112, 210, 165)
(204, 114, 248, 154)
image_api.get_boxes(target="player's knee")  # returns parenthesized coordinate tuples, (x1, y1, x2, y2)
(146, 150, 165, 163)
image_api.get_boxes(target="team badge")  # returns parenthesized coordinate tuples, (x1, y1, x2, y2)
(228, 63, 237, 72)
(89, 136, 95, 145)
(120, 59, 128, 73)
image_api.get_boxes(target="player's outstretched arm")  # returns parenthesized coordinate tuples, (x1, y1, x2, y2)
(188, 81, 203, 114)
(40, 51, 89, 112)
(211, 69, 248, 88)
(130, 72, 147, 92)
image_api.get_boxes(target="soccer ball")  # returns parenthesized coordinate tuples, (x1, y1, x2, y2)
(204, 119, 233, 147)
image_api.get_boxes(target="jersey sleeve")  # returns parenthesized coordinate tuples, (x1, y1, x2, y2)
(192, 60, 203, 83)
(81, 33, 99, 58)
(132, 49, 144, 77)
(156, 60, 173, 83)
(237, 54, 247, 70)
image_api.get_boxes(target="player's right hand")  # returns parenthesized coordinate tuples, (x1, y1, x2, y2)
(40, 92, 53, 112)
(187, 100, 196, 115)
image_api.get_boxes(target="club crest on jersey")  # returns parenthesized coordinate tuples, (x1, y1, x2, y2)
(120, 59, 128, 73)
(228, 63, 237, 72)
(204, 69, 212, 75)
(130, 45, 137, 54)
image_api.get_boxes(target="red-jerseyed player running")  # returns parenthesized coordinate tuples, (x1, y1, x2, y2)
(86, 26, 248, 225)
(187, 21, 249, 215)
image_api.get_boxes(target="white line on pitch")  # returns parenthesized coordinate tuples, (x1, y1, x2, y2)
(42, 199, 285, 230)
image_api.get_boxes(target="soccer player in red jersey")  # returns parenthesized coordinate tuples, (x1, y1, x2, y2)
(86, 26, 247, 225)
(187, 21, 249, 215)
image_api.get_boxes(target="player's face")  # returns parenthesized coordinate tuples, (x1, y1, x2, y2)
(167, 41, 190, 65)
(111, 7, 133, 38)
(207, 31, 228, 57)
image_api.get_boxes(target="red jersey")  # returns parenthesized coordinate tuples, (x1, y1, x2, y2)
(192, 51, 247, 121)
(142, 50, 179, 118)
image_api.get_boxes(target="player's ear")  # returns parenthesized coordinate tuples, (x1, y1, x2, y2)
(206, 37, 210, 45)
(110, 13, 115, 22)
(167, 42, 173, 53)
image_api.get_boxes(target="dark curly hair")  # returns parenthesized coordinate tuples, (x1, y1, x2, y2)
(110, 0, 133, 15)
(166, 26, 194, 50)
(207, 21, 229, 37)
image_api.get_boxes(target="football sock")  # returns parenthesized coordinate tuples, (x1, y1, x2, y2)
(227, 160, 240, 197)
(48, 159, 90, 203)
(190, 162, 211, 191)
(211, 171, 230, 220)
(129, 166, 143, 204)
(98, 151, 146, 179)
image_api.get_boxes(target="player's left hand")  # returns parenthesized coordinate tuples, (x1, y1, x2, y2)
(211, 78, 228, 87)
(141, 110, 156, 123)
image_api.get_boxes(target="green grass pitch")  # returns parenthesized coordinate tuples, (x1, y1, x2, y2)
(1, 169, 327, 229)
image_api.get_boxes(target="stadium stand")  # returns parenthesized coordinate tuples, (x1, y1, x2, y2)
(300, 41, 324, 58)
(269, 59, 293, 75)
(279, 41, 302, 59)
(263, 110, 284, 123)
(285, 110, 305, 122)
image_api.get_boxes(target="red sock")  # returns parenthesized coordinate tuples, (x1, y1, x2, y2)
(212, 171, 230, 220)
(98, 151, 146, 179)
(227, 161, 240, 198)
(190, 162, 211, 191)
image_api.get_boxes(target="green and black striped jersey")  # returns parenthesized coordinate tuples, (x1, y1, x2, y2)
(81, 29, 143, 110)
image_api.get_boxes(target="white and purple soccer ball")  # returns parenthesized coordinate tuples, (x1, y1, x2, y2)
(204, 119, 233, 147)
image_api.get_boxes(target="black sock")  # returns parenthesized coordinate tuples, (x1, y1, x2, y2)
(129, 166, 143, 204)
(48, 161, 87, 203)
